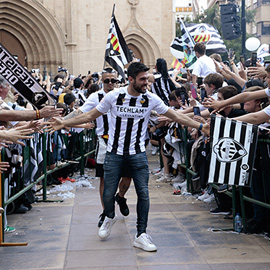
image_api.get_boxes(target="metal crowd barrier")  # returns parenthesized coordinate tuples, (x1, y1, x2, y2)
(0, 129, 96, 246)
(178, 127, 270, 233)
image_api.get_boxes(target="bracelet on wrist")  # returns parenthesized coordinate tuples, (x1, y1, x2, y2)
(36, 109, 41, 119)
(198, 123, 203, 131)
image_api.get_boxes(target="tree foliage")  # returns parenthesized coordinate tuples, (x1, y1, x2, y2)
(175, 4, 256, 61)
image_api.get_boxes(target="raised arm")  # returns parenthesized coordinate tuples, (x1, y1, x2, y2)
(46, 107, 103, 133)
(163, 107, 209, 135)
(203, 89, 268, 113)
(234, 110, 269, 125)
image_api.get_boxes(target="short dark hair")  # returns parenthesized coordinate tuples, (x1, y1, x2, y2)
(127, 62, 149, 79)
(203, 73, 224, 90)
(175, 86, 187, 97)
(64, 93, 76, 105)
(54, 74, 64, 82)
(169, 91, 177, 101)
(56, 102, 68, 116)
(74, 78, 84, 88)
(194, 43, 206, 55)
(218, 86, 237, 100)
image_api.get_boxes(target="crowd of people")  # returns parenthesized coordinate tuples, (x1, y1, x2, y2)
(1, 42, 270, 251)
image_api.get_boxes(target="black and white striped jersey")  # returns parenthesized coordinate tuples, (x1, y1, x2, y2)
(96, 86, 169, 155)
(80, 89, 110, 136)
(151, 74, 174, 106)
(72, 88, 87, 106)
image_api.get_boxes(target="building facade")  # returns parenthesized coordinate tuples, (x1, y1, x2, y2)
(0, 0, 175, 77)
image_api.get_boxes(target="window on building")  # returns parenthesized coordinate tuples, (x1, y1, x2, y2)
(257, 0, 270, 6)
(262, 22, 270, 35)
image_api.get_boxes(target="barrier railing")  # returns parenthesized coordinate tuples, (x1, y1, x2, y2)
(0, 128, 96, 246)
(178, 127, 270, 233)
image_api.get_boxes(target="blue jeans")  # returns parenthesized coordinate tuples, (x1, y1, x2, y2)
(103, 151, 149, 235)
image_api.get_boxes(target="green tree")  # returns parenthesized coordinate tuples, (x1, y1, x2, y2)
(175, 4, 256, 61)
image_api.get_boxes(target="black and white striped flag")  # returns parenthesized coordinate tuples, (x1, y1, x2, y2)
(105, 5, 133, 83)
(208, 115, 258, 187)
(185, 23, 227, 55)
(170, 18, 197, 69)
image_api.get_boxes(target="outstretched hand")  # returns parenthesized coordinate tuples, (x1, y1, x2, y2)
(2, 125, 34, 146)
(44, 117, 64, 134)
(0, 162, 9, 173)
(40, 106, 63, 119)
(202, 97, 225, 114)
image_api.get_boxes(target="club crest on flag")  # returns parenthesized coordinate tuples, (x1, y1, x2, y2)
(213, 137, 247, 163)
(193, 25, 211, 44)
(208, 115, 258, 187)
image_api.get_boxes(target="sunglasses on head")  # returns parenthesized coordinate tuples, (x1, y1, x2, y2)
(103, 78, 118, 84)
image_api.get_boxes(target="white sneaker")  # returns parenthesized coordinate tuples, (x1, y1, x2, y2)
(198, 192, 210, 201)
(98, 214, 117, 239)
(133, 233, 157, 252)
(171, 174, 185, 183)
(154, 168, 164, 176)
(203, 194, 215, 203)
(151, 146, 158, 155)
(156, 174, 171, 183)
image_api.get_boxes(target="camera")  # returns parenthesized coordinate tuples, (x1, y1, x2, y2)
(58, 66, 68, 73)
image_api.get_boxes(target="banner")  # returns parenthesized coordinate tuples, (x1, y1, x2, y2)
(208, 115, 258, 187)
(0, 43, 55, 109)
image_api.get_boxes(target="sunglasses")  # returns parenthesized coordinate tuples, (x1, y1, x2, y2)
(103, 78, 118, 84)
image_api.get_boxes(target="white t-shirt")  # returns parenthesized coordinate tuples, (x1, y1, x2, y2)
(96, 86, 169, 155)
(80, 89, 110, 136)
(192, 55, 216, 78)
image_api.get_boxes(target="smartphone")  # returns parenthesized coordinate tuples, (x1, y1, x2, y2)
(240, 55, 245, 67)
(265, 60, 270, 68)
(200, 87, 206, 101)
(229, 48, 234, 59)
(197, 77, 203, 87)
(180, 93, 186, 105)
(190, 83, 198, 99)
(251, 52, 257, 67)
(193, 106, 201, 116)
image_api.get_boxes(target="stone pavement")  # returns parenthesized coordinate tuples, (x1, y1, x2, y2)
(1, 154, 270, 270)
